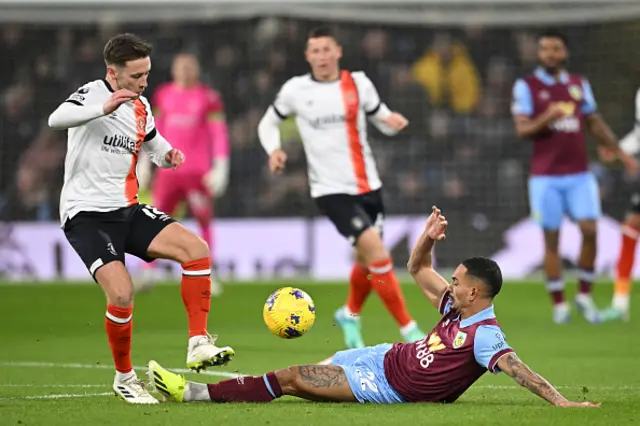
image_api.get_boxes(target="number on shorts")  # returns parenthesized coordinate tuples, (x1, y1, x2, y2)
(141, 205, 166, 220)
(356, 369, 379, 393)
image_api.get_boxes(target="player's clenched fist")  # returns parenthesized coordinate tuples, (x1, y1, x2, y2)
(380, 112, 409, 131)
(102, 89, 139, 115)
(268, 149, 287, 175)
(165, 148, 185, 170)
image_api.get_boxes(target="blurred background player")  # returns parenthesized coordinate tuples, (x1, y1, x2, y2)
(511, 29, 638, 324)
(258, 26, 426, 348)
(602, 87, 640, 322)
(137, 53, 230, 295)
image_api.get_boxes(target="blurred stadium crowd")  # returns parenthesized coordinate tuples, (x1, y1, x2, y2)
(1, 18, 639, 232)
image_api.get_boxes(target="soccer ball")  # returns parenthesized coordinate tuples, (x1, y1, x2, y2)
(263, 287, 316, 339)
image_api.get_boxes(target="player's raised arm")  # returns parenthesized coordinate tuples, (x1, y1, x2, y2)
(48, 86, 138, 130)
(358, 72, 408, 135)
(257, 80, 295, 175)
(497, 353, 599, 408)
(511, 79, 565, 139)
(582, 81, 639, 175)
(407, 206, 449, 309)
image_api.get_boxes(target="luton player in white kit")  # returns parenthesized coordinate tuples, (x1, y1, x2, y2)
(47, 33, 234, 404)
(258, 27, 426, 348)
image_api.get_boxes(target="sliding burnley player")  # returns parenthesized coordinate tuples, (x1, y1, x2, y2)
(511, 29, 638, 324)
(148, 207, 599, 408)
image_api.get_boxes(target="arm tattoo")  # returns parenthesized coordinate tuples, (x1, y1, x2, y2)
(503, 354, 566, 405)
(298, 365, 348, 389)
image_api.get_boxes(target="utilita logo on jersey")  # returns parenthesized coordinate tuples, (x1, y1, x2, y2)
(308, 114, 347, 129)
(101, 135, 139, 155)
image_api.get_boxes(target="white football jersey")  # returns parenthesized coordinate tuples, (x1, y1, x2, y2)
(273, 71, 389, 198)
(56, 79, 172, 226)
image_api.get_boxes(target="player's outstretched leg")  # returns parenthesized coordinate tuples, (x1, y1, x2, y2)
(99, 262, 158, 404)
(148, 360, 357, 403)
(603, 215, 639, 321)
(573, 220, 602, 324)
(147, 222, 234, 372)
(334, 262, 371, 349)
(355, 228, 426, 342)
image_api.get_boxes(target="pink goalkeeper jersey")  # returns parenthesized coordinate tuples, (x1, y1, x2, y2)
(152, 82, 227, 175)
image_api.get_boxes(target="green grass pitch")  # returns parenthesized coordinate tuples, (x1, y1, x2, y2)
(0, 280, 638, 425)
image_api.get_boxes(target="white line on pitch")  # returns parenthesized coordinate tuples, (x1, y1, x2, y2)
(0, 384, 106, 388)
(0, 392, 112, 401)
(0, 361, 240, 378)
(1, 361, 637, 391)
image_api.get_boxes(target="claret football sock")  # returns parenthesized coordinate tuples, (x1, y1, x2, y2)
(202, 372, 283, 402)
(546, 278, 565, 305)
(577, 268, 595, 295)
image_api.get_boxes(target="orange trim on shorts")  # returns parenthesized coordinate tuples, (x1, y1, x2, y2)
(126, 99, 148, 205)
(340, 70, 370, 194)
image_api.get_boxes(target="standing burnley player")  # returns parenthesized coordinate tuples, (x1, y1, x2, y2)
(47, 33, 234, 404)
(138, 53, 230, 295)
(511, 29, 638, 324)
(258, 26, 426, 348)
(148, 207, 599, 408)
(603, 87, 640, 322)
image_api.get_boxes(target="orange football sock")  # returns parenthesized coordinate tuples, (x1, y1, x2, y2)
(369, 258, 412, 327)
(346, 264, 372, 315)
(105, 304, 133, 374)
(182, 257, 212, 337)
(616, 223, 638, 296)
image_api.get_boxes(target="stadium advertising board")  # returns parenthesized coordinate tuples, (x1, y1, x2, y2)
(0, 215, 629, 282)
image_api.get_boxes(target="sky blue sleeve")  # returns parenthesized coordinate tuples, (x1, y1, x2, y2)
(580, 79, 598, 115)
(474, 325, 513, 373)
(511, 79, 533, 116)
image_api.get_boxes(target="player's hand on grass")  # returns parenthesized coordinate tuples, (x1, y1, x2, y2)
(380, 112, 409, 131)
(425, 206, 448, 241)
(543, 104, 566, 122)
(268, 149, 287, 175)
(555, 400, 601, 408)
(165, 148, 185, 170)
(103, 89, 138, 115)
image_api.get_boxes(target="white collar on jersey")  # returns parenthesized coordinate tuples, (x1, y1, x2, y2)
(460, 305, 496, 328)
(534, 67, 569, 85)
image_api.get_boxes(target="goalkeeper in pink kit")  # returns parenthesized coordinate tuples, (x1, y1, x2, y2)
(138, 53, 229, 294)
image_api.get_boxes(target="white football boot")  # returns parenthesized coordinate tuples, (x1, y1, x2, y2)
(186, 333, 235, 372)
(113, 373, 159, 404)
(574, 293, 603, 324)
(553, 302, 571, 324)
